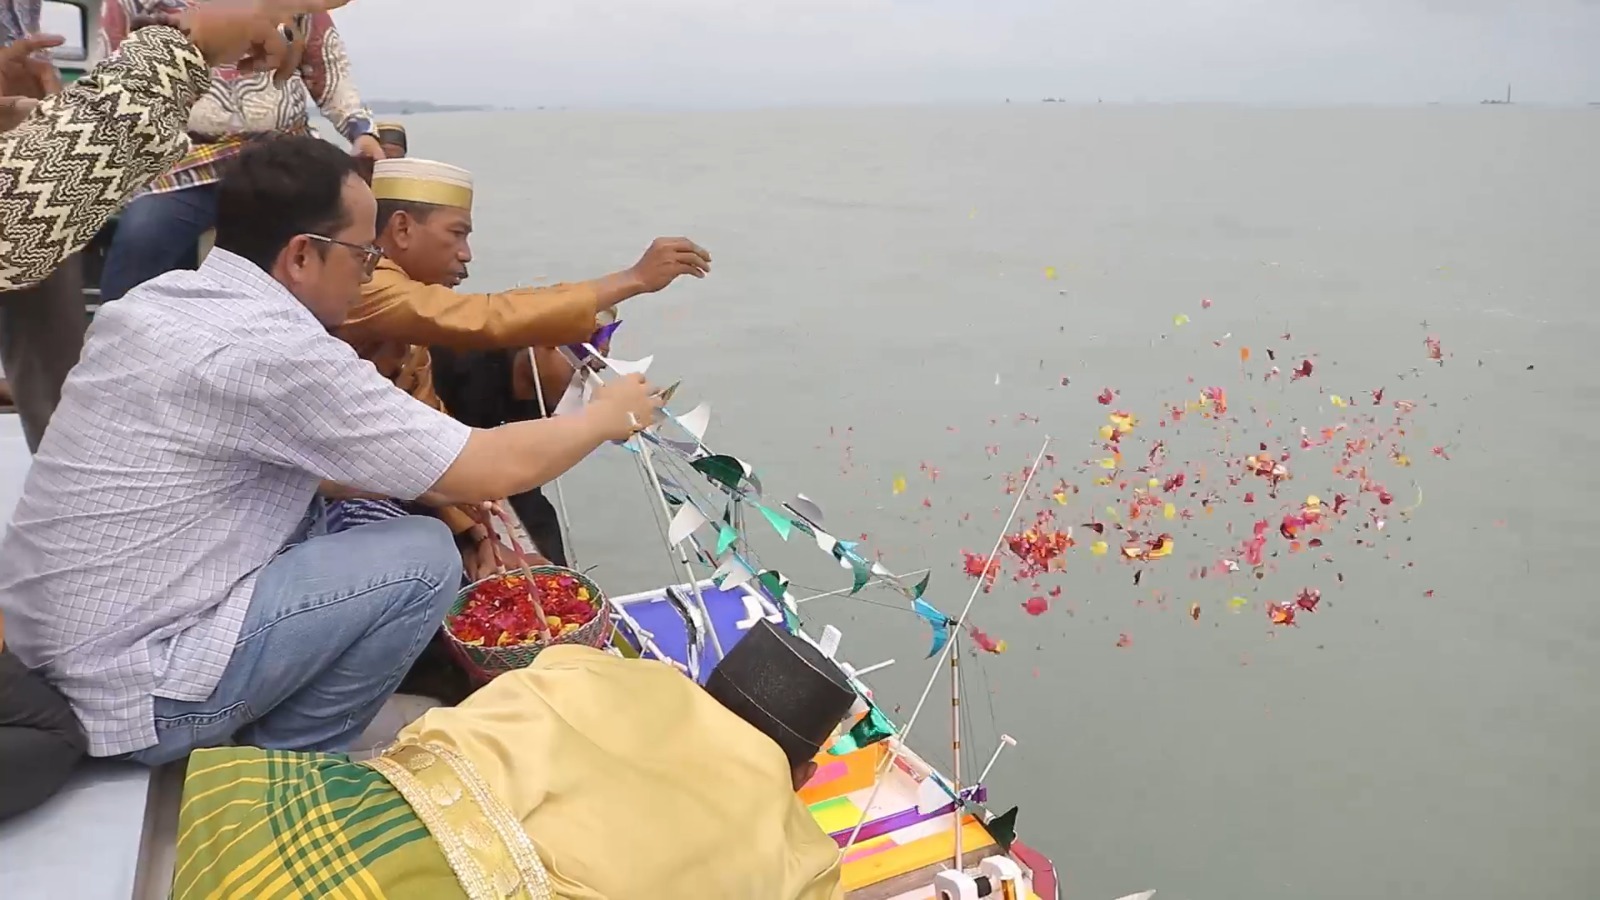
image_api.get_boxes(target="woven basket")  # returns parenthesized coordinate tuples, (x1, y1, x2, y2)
(443, 567, 613, 683)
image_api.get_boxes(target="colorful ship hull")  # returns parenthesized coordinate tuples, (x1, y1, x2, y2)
(608, 578, 1061, 900)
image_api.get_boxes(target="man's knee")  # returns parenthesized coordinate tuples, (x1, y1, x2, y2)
(381, 516, 463, 604)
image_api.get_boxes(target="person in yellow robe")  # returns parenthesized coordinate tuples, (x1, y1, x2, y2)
(325, 158, 712, 577)
(170, 618, 852, 899)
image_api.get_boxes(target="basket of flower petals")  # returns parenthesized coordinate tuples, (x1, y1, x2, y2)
(444, 566, 613, 682)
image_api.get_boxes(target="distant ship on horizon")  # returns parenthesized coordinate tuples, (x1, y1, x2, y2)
(1481, 83, 1513, 105)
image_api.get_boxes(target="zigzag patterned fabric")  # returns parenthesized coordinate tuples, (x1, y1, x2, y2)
(0, 25, 209, 291)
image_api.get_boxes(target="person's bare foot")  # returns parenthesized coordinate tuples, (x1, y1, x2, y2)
(0, 378, 13, 408)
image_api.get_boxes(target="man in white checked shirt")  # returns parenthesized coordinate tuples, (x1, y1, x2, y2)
(0, 136, 664, 763)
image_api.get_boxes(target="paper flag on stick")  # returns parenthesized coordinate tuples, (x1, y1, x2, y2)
(786, 494, 825, 526)
(653, 437, 705, 458)
(813, 529, 838, 557)
(712, 555, 757, 590)
(602, 354, 654, 376)
(913, 598, 952, 658)
(912, 573, 931, 600)
(674, 402, 711, 442)
(827, 702, 897, 755)
(568, 320, 623, 362)
(666, 503, 708, 546)
(691, 455, 752, 494)
(755, 570, 802, 632)
(978, 806, 1019, 853)
(756, 504, 793, 540)
(715, 523, 738, 556)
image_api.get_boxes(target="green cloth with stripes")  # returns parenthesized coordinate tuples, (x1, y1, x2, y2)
(172, 747, 465, 899)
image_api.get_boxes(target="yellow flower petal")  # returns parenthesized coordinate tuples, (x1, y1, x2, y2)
(1173, 313, 1190, 327)
(1091, 541, 1108, 556)
(1164, 502, 1177, 520)
(1098, 457, 1117, 469)
(892, 475, 907, 495)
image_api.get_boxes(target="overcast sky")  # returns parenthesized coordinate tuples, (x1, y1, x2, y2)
(334, 0, 1600, 107)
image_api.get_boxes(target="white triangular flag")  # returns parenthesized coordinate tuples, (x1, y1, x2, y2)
(674, 402, 711, 442)
(666, 503, 708, 547)
(553, 371, 591, 417)
(712, 555, 757, 590)
(603, 354, 654, 376)
(813, 529, 838, 556)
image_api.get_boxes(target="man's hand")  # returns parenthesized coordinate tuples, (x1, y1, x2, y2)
(625, 237, 711, 294)
(0, 34, 65, 118)
(351, 133, 383, 162)
(588, 373, 664, 442)
(170, 0, 349, 81)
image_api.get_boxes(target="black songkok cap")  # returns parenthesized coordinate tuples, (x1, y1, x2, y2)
(704, 619, 857, 769)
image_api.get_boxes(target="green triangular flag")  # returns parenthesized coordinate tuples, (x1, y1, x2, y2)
(716, 523, 738, 556)
(844, 553, 870, 594)
(912, 572, 931, 600)
(691, 455, 747, 493)
(780, 603, 802, 633)
(756, 569, 788, 600)
(979, 806, 1019, 853)
(827, 703, 896, 755)
(757, 504, 794, 540)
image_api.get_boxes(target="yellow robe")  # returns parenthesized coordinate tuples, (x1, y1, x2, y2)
(332, 258, 601, 533)
(395, 646, 845, 900)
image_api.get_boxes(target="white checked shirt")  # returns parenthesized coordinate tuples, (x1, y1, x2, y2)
(0, 249, 471, 756)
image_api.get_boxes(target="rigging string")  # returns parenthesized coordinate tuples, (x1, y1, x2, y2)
(843, 436, 1052, 853)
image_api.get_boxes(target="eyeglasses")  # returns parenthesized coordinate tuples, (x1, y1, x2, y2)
(305, 234, 384, 277)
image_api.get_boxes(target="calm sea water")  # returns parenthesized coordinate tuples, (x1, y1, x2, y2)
(361, 105, 1594, 897)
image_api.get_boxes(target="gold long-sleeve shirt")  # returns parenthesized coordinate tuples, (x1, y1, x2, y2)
(0, 25, 209, 291)
(335, 259, 602, 532)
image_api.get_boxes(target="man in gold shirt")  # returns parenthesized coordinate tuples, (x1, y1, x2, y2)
(172, 618, 851, 899)
(328, 157, 712, 576)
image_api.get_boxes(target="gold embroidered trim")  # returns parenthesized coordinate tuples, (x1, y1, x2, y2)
(365, 742, 553, 900)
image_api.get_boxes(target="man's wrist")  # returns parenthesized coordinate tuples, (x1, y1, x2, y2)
(455, 524, 489, 548)
(592, 269, 646, 310)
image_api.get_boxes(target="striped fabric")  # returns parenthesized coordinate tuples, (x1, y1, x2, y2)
(145, 133, 247, 194)
(172, 747, 465, 900)
(324, 498, 414, 534)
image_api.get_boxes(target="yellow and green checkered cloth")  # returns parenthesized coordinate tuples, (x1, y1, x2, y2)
(172, 747, 465, 900)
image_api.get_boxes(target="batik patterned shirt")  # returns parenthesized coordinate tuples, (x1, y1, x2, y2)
(0, 25, 209, 291)
(99, 0, 376, 193)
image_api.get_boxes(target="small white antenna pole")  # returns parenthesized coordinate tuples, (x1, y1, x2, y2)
(950, 633, 963, 871)
(978, 734, 1017, 785)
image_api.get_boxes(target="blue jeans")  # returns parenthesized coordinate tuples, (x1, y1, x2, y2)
(126, 515, 463, 766)
(99, 184, 219, 302)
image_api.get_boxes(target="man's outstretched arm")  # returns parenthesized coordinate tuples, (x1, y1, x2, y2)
(0, 25, 208, 291)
